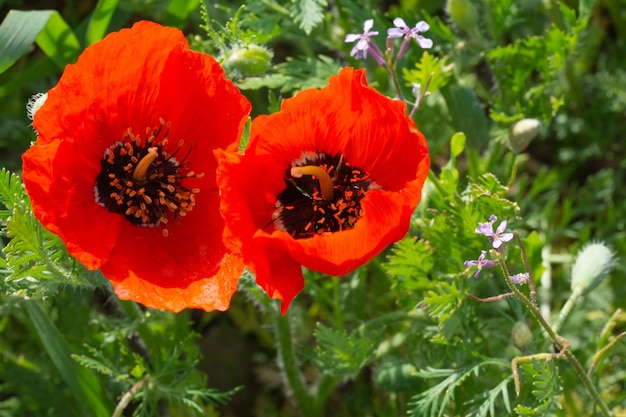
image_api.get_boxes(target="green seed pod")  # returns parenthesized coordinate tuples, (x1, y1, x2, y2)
(446, 0, 480, 35)
(508, 118, 540, 153)
(571, 242, 615, 294)
(224, 44, 273, 75)
(511, 321, 533, 351)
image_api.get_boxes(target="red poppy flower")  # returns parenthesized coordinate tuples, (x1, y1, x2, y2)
(22, 21, 251, 312)
(215, 67, 429, 313)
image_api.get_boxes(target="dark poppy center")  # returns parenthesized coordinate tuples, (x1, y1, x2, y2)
(273, 152, 379, 239)
(94, 119, 201, 236)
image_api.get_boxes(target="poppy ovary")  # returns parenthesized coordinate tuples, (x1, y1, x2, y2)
(132, 146, 159, 184)
(290, 165, 334, 202)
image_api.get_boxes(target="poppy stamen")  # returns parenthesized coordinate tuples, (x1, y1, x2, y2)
(290, 165, 334, 202)
(95, 120, 199, 232)
(273, 152, 378, 239)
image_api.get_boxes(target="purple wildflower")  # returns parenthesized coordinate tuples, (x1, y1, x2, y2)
(345, 19, 386, 65)
(464, 250, 497, 278)
(475, 214, 513, 249)
(387, 18, 433, 60)
(509, 273, 530, 285)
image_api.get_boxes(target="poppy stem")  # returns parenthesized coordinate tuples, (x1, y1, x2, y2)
(290, 165, 334, 202)
(133, 147, 158, 182)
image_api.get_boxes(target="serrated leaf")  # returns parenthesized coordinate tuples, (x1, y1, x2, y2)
(301, 323, 376, 378)
(403, 52, 452, 95)
(409, 360, 508, 417)
(237, 55, 340, 93)
(386, 237, 434, 290)
(291, 0, 327, 34)
(0, 168, 25, 211)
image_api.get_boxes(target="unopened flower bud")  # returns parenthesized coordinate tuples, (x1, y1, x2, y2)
(508, 118, 540, 153)
(445, 0, 480, 34)
(224, 44, 272, 75)
(571, 242, 615, 294)
(511, 321, 533, 351)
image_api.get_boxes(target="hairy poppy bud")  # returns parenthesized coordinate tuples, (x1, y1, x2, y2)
(571, 242, 615, 294)
(508, 118, 540, 153)
(224, 44, 272, 75)
(26, 92, 48, 121)
(511, 321, 533, 351)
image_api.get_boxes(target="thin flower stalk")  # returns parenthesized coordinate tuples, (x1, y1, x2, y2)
(496, 254, 612, 416)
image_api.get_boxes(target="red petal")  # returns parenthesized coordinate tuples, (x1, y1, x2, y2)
(23, 21, 251, 312)
(111, 252, 243, 312)
(22, 139, 122, 269)
(217, 67, 430, 313)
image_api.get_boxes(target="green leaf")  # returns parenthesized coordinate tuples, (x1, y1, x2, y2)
(409, 360, 508, 417)
(300, 323, 377, 378)
(237, 55, 341, 93)
(375, 361, 420, 392)
(441, 83, 489, 150)
(35, 11, 81, 69)
(85, 0, 119, 45)
(164, 0, 201, 27)
(291, 0, 327, 34)
(0, 10, 55, 74)
(25, 301, 113, 417)
(402, 52, 452, 95)
(386, 237, 435, 291)
(0, 168, 24, 211)
(450, 132, 466, 158)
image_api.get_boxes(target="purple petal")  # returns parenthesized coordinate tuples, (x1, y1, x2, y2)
(496, 220, 508, 234)
(414, 21, 430, 32)
(476, 223, 494, 236)
(345, 33, 360, 42)
(363, 19, 374, 32)
(387, 27, 405, 38)
(500, 232, 514, 242)
(417, 37, 433, 49)
(393, 17, 408, 28)
(488, 214, 498, 222)
(356, 38, 369, 50)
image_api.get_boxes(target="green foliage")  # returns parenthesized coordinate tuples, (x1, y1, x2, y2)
(290, 0, 327, 35)
(0, 169, 103, 297)
(407, 361, 511, 417)
(301, 322, 378, 378)
(1, 0, 625, 416)
(237, 54, 341, 94)
(514, 361, 563, 416)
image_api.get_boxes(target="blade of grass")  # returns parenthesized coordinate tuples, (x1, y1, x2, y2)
(35, 11, 81, 69)
(0, 10, 54, 74)
(25, 301, 113, 417)
(85, 0, 119, 45)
